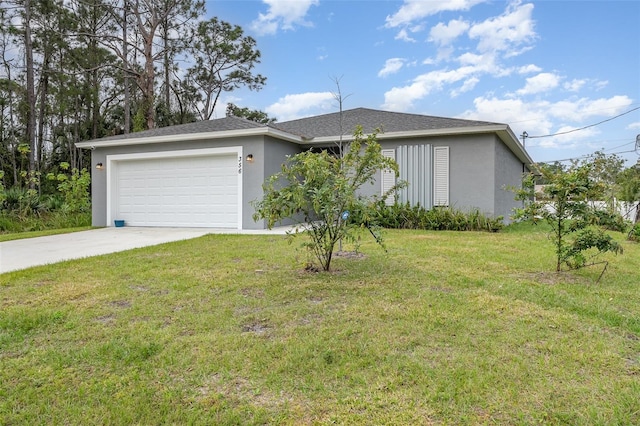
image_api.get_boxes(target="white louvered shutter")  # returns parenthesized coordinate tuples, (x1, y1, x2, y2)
(381, 149, 396, 206)
(433, 146, 449, 206)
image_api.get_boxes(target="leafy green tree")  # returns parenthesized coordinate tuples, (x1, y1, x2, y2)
(185, 17, 266, 120)
(617, 163, 640, 224)
(226, 103, 275, 124)
(253, 126, 399, 272)
(534, 162, 565, 184)
(100, 0, 205, 130)
(0, 171, 5, 206)
(514, 163, 623, 275)
(582, 150, 624, 211)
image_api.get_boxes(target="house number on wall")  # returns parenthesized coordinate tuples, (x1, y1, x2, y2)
(238, 156, 242, 174)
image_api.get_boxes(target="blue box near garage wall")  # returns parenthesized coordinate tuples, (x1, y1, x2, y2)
(114, 220, 125, 227)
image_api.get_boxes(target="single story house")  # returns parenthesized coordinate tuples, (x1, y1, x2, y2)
(76, 107, 533, 229)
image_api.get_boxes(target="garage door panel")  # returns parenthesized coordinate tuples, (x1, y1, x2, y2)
(113, 153, 239, 228)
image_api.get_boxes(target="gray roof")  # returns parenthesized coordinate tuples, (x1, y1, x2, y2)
(76, 106, 531, 164)
(272, 107, 501, 139)
(92, 116, 265, 143)
(83, 107, 503, 144)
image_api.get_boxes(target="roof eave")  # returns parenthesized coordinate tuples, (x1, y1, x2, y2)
(496, 126, 534, 166)
(303, 124, 502, 143)
(75, 127, 303, 149)
(76, 121, 534, 168)
(306, 124, 534, 167)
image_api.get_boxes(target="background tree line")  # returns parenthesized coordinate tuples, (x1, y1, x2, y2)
(0, 0, 266, 194)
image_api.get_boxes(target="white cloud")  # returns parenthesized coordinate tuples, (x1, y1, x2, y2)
(451, 77, 479, 97)
(576, 95, 634, 118)
(518, 64, 542, 74)
(540, 126, 600, 148)
(265, 92, 335, 121)
(429, 19, 470, 46)
(461, 96, 551, 130)
(564, 79, 588, 92)
(468, 2, 536, 56)
(250, 0, 319, 36)
(457, 51, 499, 74)
(381, 2, 542, 109)
(395, 28, 416, 42)
(594, 80, 609, 91)
(459, 95, 634, 149)
(382, 66, 477, 110)
(544, 96, 633, 123)
(436, 46, 456, 62)
(516, 72, 560, 95)
(627, 122, 640, 130)
(563, 78, 609, 93)
(378, 58, 406, 78)
(385, 0, 486, 28)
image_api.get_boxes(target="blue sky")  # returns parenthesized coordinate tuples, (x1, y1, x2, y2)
(209, 0, 640, 166)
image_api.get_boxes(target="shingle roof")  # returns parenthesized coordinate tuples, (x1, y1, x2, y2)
(79, 107, 504, 146)
(272, 107, 500, 139)
(92, 116, 266, 143)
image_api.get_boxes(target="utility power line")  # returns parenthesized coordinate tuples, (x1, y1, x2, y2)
(538, 149, 637, 165)
(527, 106, 640, 139)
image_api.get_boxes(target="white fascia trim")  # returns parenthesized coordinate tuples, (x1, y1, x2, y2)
(106, 146, 241, 161)
(496, 127, 535, 166)
(306, 125, 508, 144)
(77, 127, 302, 149)
(307, 124, 534, 167)
(106, 146, 244, 229)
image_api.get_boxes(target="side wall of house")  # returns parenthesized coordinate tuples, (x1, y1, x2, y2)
(365, 133, 524, 221)
(494, 137, 526, 222)
(254, 137, 303, 228)
(89, 135, 284, 229)
(437, 135, 495, 215)
(368, 134, 497, 215)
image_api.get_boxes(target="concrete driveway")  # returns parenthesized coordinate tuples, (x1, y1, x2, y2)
(0, 226, 292, 274)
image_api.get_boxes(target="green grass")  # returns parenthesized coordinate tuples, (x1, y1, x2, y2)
(0, 211, 91, 235)
(1, 228, 639, 424)
(0, 226, 95, 242)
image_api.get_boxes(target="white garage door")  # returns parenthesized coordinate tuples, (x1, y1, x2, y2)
(112, 153, 240, 228)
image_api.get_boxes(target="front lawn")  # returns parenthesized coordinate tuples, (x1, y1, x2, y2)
(1, 229, 638, 424)
(0, 226, 94, 242)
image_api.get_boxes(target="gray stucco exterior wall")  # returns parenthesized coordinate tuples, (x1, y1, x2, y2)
(89, 135, 295, 229)
(83, 112, 532, 230)
(246, 137, 302, 229)
(440, 134, 496, 216)
(367, 134, 525, 221)
(494, 138, 527, 222)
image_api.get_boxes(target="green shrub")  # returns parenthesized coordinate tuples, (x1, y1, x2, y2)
(1, 186, 46, 218)
(42, 194, 66, 212)
(48, 211, 91, 228)
(354, 202, 503, 232)
(46, 163, 91, 214)
(0, 210, 91, 233)
(589, 209, 628, 233)
(628, 223, 640, 242)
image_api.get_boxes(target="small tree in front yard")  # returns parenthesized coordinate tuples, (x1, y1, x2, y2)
(513, 162, 623, 277)
(253, 126, 400, 271)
